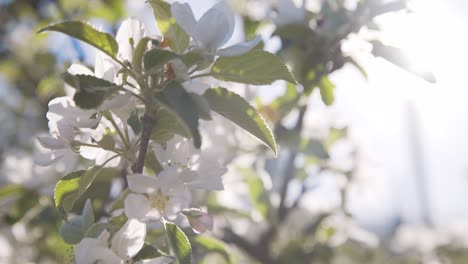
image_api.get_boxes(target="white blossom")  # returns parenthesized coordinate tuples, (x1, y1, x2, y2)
(74, 219, 172, 264)
(124, 168, 189, 222)
(116, 17, 147, 62)
(171, 1, 261, 57)
(153, 135, 227, 191)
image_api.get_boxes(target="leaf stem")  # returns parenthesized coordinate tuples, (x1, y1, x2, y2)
(107, 113, 130, 149)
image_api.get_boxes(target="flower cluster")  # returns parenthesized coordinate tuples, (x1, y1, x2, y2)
(36, 0, 280, 262)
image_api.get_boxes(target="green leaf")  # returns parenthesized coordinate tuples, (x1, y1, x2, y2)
(81, 199, 95, 234)
(62, 73, 118, 109)
(133, 37, 152, 73)
(85, 223, 108, 238)
(189, 93, 212, 120)
(59, 217, 83, 244)
(203, 87, 277, 156)
(318, 76, 335, 106)
(210, 50, 296, 85)
(241, 168, 270, 219)
(0, 184, 26, 199)
(151, 109, 191, 145)
(54, 166, 104, 219)
(155, 81, 201, 148)
(144, 150, 164, 175)
(38, 21, 118, 59)
(143, 48, 178, 73)
(54, 171, 82, 219)
(109, 188, 131, 212)
(302, 139, 329, 159)
(164, 221, 192, 264)
(133, 244, 166, 261)
(149, 0, 190, 53)
(193, 236, 232, 264)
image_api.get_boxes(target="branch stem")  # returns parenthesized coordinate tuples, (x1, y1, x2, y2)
(131, 108, 157, 173)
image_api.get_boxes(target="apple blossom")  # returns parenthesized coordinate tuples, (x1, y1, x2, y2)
(124, 168, 189, 222)
(170, 1, 261, 57)
(74, 219, 173, 264)
(152, 135, 227, 191)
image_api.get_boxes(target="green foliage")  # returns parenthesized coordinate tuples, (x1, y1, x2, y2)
(242, 168, 270, 219)
(210, 50, 296, 85)
(133, 37, 152, 74)
(155, 81, 202, 148)
(59, 199, 96, 244)
(203, 87, 277, 155)
(143, 48, 178, 74)
(109, 188, 130, 212)
(151, 109, 191, 145)
(54, 166, 103, 219)
(149, 0, 190, 53)
(59, 216, 83, 244)
(193, 236, 232, 264)
(164, 221, 192, 264)
(318, 76, 335, 106)
(134, 244, 167, 262)
(38, 21, 118, 59)
(62, 73, 118, 109)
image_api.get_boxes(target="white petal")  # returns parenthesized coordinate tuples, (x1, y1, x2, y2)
(116, 18, 146, 61)
(194, 1, 234, 51)
(127, 174, 159, 193)
(37, 136, 65, 150)
(95, 52, 118, 82)
(75, 238, 122, 264)
(152, 143, 170, 167)
(216, 35, 262, 57)
(124, 194, 154, 221)
(170, 2, 197, 37)
(34, 149, 63, 166)
(158, 168, 185, 196)
(136, 256, 174, 264)
(111, 219, 146, 259)
(173, 138, 198, 166)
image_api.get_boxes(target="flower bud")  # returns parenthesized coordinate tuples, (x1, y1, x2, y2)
(182, 209, 213, 234)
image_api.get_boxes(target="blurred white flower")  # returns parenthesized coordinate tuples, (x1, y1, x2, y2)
(171, 1, 261, 57)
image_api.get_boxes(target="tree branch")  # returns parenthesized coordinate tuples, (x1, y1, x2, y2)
(131, 109, 157, 174)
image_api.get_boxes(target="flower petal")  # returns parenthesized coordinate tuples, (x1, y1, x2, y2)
(194, 1, 234, 51)
(216, 35, 262, 57)
(75, 237, 122, 264)
(37, 136, 65, 150)
(116, 17, 146, 61)
(111, 219, 146, 259)
(124, 194, 154, 221)
(170, 2, 197, 37)
(127, 174, 159, 193)
(136, 256, 174, 264)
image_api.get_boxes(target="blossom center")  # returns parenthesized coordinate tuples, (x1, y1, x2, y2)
(148, 190, 167, 211)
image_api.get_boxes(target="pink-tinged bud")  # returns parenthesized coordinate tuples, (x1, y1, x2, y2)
(183, 209, 214, 234)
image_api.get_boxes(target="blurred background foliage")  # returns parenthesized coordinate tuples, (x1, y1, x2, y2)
(0, 0, 466, 263)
